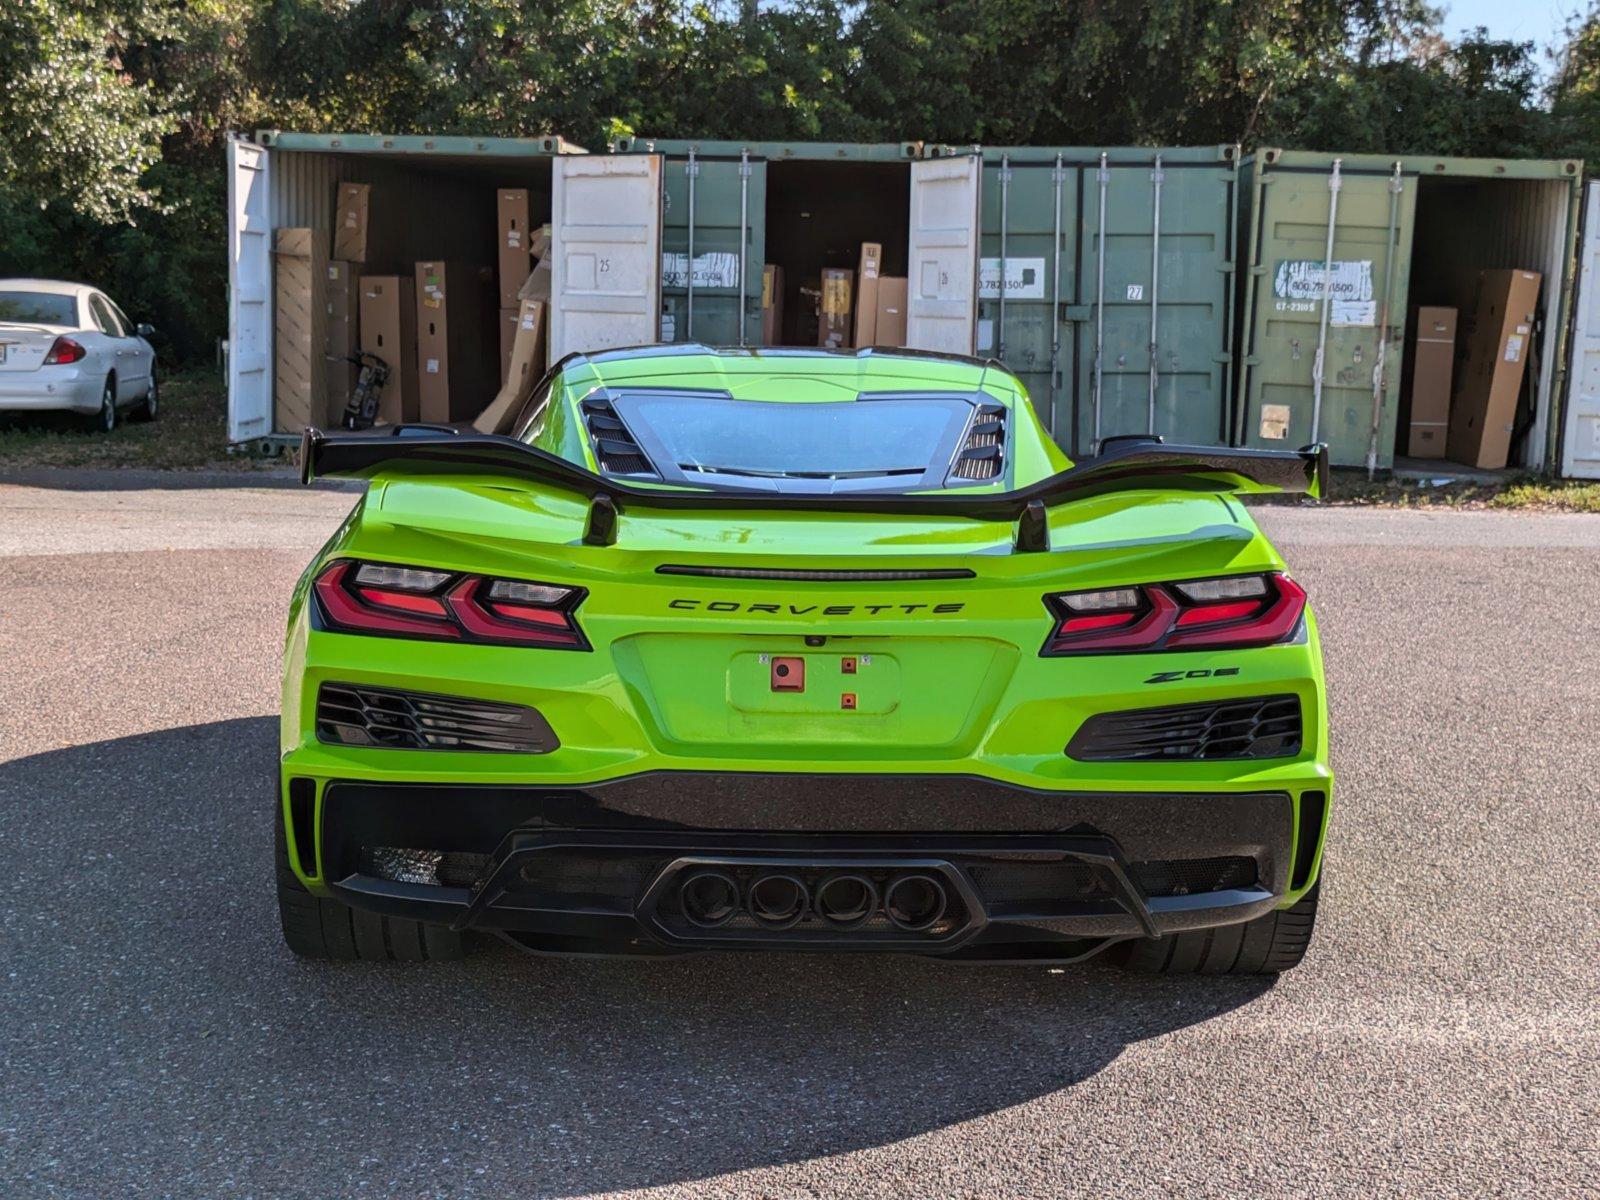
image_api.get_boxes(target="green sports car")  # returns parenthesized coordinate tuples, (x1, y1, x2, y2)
(280, 345, 1331, 973)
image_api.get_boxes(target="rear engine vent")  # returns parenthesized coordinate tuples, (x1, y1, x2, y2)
(581, 396, 653, 476)
(1129, 855, 1259, 896)
(1066, 695, 1302, 762)
(949, 402, 1006, 481)
(363, 846, 491, 888)
(316, 683, 558, 754)
(656, 565, 976, 582)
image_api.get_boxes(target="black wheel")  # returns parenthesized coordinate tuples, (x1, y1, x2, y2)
(130, 366, 158, 422)
(274, 800, 463, 962)
(84, 377, 117, 433)
(1116, 881, 1320, 975)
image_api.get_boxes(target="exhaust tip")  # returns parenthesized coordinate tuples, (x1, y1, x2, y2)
(679, 870, 740, 929)
(884, 874, 948, 932)
(747, 873, 809, 929)
(815, 873, 879, 928)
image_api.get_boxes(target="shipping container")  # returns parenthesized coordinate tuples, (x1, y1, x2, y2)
(975, 145, 1239, 454)
(610, 138, 1239, 456)
(1234, 148, 1583, 471)
(225, 131, 587, 441)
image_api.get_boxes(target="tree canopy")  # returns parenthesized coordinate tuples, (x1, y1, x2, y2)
(2, 0, 1597, 365)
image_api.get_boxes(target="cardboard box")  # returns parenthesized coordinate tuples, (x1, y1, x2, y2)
(415, 261, 497, 424)
(497, 190, 533, 307)
(324, 261, 360, 424)
(332, 183, 370, 262)
(473, 299, 548, 435)
(272, 228, 327, 433)
(358, 275, 418, 425)
(1407, 305, 1456, 459)
(1447, 270, 1541, 469)
(817, 267, 853, 348)
(876, 276, 908, 347)
(499, 307, 520, 385)
(854, 243, 883, 347)
(760, 264, 785, 345)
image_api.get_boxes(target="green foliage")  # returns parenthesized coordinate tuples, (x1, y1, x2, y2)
(0, 0, 1594, 369)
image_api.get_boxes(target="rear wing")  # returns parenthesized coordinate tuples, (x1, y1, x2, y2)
(300, 426, 1326, 550)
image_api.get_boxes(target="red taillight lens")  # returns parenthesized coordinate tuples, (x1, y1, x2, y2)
(1043, 573, 1305, 655)
(43, 337, 87, 365)
(312, 560, 588, 649)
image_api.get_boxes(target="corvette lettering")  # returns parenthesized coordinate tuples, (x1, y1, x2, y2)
(668, 599, 965, 615)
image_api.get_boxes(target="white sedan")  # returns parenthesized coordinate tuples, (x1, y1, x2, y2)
(0, 279, 159, 431)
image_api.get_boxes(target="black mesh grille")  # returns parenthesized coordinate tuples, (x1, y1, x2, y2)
(581, 397, 654, 475)
(1066, 695, 1302, 762)
(949, 403, 1006, 481)
(969, 855, 1257, 903)
(316, 683, 558, 754)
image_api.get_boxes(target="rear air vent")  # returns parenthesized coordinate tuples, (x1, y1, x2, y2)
(581, 396, 654, 476)
(1066, 695, 1302, 762)
(656, 565, 976, 581)
(949, 403, 1006, 482)
(316, 683, 558, 753)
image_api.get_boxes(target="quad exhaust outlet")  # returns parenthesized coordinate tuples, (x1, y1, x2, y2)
(672, 867, 951, 935)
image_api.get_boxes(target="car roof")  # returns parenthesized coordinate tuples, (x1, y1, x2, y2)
(0, 279, 96, 297)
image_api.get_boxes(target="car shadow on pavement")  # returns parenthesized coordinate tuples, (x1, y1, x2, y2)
(1, 717, 1273, 1197)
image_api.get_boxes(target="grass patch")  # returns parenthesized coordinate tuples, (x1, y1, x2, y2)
(1316, 470, 1600, 512)
(0, 369, 266, 471)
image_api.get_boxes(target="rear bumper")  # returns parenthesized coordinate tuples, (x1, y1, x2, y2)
(296, 774, 1319, 960)
(0, 372, 101, 412)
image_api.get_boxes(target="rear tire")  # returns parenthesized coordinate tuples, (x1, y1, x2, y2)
(1116, 881, 1320, 975)
(274, 799, 463, 962)
(84, 378, 117, 433)
(130, 366, 158, 422)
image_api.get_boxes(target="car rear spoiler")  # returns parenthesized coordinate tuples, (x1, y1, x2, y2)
(299, 426, 1326, 551)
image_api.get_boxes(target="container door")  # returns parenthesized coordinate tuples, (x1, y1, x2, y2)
(550, 155, 663, 360)
(907, 155, 980, 355)
(1076, 155, 1239, 454)
(1561, 182, 1600, 479)
(1236, 157, 1416, 468)
(661, 151, 766, 346)
(977, 156, 1077, 441)
(226, 136, 272, 442)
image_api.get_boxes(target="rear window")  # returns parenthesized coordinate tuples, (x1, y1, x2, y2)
(602, 393, 975, 489)
(0, 292, 76, 326)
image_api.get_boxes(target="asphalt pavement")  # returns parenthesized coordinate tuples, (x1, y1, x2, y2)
(1, 473, 1596, 1199)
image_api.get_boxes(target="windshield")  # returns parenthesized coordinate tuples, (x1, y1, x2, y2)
(0, 292, 77, 326)
(607, 393, 974, 485)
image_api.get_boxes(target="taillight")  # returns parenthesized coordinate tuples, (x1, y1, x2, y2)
(43, 337, 87, 365)
(1043, 573, 1305, 655)
(312, 560, 589, 649)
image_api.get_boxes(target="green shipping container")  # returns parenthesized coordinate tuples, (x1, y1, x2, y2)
(976, 146, 1240, 454)
(1235, 148, 1583, 471)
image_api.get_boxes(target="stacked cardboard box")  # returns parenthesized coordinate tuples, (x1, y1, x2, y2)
(324, 261, 360, 424)
(854, 243, 883, 347)
(272, 228, 327, 433)
(414, 261, 496, 423)
(1406, 306, 1456, 459)
(333, 184, 370, 263)
(1447, 270, 1541, 469)
(876, 277, 908, 347)
(474, 298, 548, 435)
(359, 275, 418, 425)
(761, 264, 785, 345)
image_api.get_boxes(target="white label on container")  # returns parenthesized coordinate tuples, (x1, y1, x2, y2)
(662, 252, 740, 290)
(978, 257, 1046, 300)
(1504, 335, 1524, 363)
(1332, 300, 1376, 327)
(1273, 259, 1373, 303)
(1126, 284, 1145, 301)
(1260, 404, 1291, 440)
(425, 359, 439, 374)
(977, 319, 995, 352)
